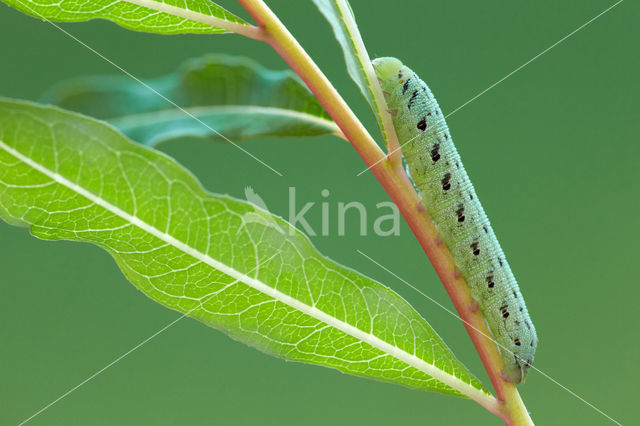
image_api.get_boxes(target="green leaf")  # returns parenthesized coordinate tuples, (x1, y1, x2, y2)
(3, 0, 249, 35)
(312, 0, 394, 148)
(0, 98, 493, 406)
(42, 55, 340, 146)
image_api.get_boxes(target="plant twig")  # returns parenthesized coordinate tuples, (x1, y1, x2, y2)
(236, 1, 532, 424)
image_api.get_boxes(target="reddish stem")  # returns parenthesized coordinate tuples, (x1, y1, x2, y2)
(236, 1, 532, 424)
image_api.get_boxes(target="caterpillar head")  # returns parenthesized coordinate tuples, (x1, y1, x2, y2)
(372, 57, 414, 93)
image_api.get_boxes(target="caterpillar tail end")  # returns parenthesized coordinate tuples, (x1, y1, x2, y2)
(500, 361, 530, 384)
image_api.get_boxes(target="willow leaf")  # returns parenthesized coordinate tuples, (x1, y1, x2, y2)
(0, 98, 494, 407)
(2, 0, 249, 35)
(42, 55, 340, 146)
(312, 0, 393, 147)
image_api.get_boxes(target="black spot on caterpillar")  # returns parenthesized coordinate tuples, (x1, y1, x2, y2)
(431, 143, 441, 162)
(373, 57, 537, 384)
(441, 173, 451, 191)
(408, 90, 419, 109)
(487, 276, 495, 288)
(456, 204, 465, 222)
(402, 78, 411, 94)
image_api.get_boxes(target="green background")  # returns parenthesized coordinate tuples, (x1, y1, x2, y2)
(1, 0, 637, 424)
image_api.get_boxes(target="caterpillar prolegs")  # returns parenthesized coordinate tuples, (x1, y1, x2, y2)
(372, 57, 537, 383)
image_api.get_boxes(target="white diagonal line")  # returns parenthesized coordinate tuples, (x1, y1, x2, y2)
(3, 139, 497, 423)
(17, 313, 187, 426)
(16, 250, 277, 425)
(14, 0, 284, 177)
(357, 250, 622, 425)
(357, 0, 623, 177)
(444, 0, 623, 118)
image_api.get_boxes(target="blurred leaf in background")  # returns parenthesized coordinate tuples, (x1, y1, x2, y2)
(42, 55, 340, 146)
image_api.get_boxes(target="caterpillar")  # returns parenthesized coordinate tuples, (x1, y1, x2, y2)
(372, 57, 537, 383)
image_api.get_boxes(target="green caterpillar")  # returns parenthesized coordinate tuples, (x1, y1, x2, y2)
(373, 57, 537, 383)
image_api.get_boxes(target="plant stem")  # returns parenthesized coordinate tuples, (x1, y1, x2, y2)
(237, 1, 532, 424)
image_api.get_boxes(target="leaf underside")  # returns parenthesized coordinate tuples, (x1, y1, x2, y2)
(3, 0, 246, 34)
(0, 98, 490, 400)
(42, 55, 339, 146)
(312, 0, 388, 142)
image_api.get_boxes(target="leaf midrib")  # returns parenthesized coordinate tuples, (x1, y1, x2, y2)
(116, 0, 247, 31)
(110, 105, 339, 131)
(0, 139, 493, 405)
